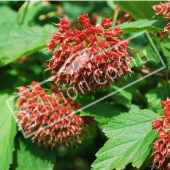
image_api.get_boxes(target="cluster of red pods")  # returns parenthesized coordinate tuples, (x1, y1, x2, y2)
(15, 13, 132, 148)
(46, 13, 132, 93)
(153, 1, 170, 31)
(152, 99, 170, 170)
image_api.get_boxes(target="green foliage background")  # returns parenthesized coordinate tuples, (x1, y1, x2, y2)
(0, 1, 170, 170)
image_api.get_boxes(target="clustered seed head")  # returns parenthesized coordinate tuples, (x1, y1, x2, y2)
(14, 81, 94, 148)
(115, 6, 135, 25)
(46, 13, 132, 93)
(153, 2, 170, 18)
(153, 2, 170, 32)
(152, 99, 170, 170)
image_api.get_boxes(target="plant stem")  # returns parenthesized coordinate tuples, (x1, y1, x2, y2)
(113, 8, 119, 27)
(165, 71, 170, 84)
(20, 1, 30, 25)
(136, 68, 165, 78)
(17, 1, 30, 25)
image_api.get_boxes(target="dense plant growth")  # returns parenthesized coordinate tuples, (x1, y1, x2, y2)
(1, 1, 170, 170)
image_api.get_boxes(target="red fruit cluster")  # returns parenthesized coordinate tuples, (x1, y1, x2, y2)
(152, 99, 170, 170)
(153, 2, 170, 18)
(153, 2, 170, 32)
(46, 13, 132, 93)
(15, 81, 94, 148)
(116, 6, 135, 25)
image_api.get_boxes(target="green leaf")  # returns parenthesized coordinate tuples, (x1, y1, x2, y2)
(145, 33, 163, 69)
(129, 104, 140, 112)
(80, 98, 127, 129)
(107, 85, 132, 108)
(19, 2, 59, 26)
(119, 19, 168, 34)
(92, 109, 159, 170)
(145, 83, 170, 113)
(0, 6, 58, 66)
(115, 1, 165, 20)
(106, 73, 141, 94)
(0, 92, 17, 170)
(106, 0, 115, 11)
(18, 1, 43, 25)
(0, 22, 57, 66)
(63, 2, 95, 21)
(161, 45, 170, 70)
(132, 32, 164, 70)
(0, 6, 17, 23)
(16, 136, 56, 170)
(162, 39, 170, 50)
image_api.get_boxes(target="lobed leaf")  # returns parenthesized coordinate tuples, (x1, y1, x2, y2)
(145, 83, 170, 113)
(16, 136, 56, 170)
(80, 100, 127, 129)
(106, 85, 132, 108)
(92, 109, 159, 170)
(119, 19, 168, 34)
(0, 6, 58, 66)
(0, 92, 17, 170)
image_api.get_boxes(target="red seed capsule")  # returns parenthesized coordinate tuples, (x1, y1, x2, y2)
(152, 98, 170, 169)
(14, 82, 95, 148)
(45, 13, 132, 94)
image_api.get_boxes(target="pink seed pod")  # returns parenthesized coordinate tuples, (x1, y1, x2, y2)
(152, 99, 170, 169)
(15, 81, 95, 148)
(45, 13, 132, 94)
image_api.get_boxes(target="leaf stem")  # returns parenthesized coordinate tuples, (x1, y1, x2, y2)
(165, 71, 170, 84)
(113, 7, 119, 27)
